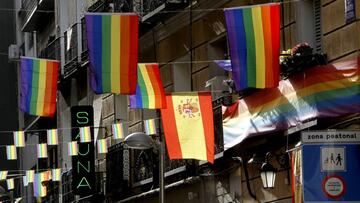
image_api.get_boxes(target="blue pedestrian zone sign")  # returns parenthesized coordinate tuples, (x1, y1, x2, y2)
(302, 131, 360, 202)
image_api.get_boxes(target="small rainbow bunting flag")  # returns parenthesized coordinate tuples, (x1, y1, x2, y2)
(26, 170, 35, 183)
(7, 179, 14, 190)
(13, 131, 25, 147)
(129, 63, 166, 109)
(47, 129, 58, 145)
(41, 171, 52, 182)
(0, 171, 7, 180)
(97, 139, 108, 154)
(37, 144, 48, 158)
(34, 173, 47, 197)
(52, 169, 61, 182)
(112, 123, 124, 140)
(23, 176, 28, 187)
(80, 127, 91, 143)
(144, 119, 156, 135)
(68, 141, 78, 156)
(20, 57, 59, 117)
(6, 145, 17, 160)
(85, 13, 139, 94)
(224, 3, 280, 90)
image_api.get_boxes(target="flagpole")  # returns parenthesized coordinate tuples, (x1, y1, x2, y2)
(158, 110, 165, 203)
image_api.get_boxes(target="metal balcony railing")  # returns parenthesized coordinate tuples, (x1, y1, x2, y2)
(39, 37, 61, 60)
(63, 23, 79, 77)
(20, 0, 38, 22)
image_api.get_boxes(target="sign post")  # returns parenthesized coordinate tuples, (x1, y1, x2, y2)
(71, 106, 95, 197)
(302, 130, 360, 202)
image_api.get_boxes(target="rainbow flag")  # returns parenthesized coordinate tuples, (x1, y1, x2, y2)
(13, 131, 26, 147)
(6, 145, 17, 160)
(23, 176, 28, 187)
(37, 144, 48, 158)
(47, 129, 58, 145)
(144, 119, 156, 135)
(85, 13, 139, 94)
(52, 169, 61, 182)
(97, 139, 108, 154)
(20, 57, 59, 117)
(224, 3, 280, 90)
(26, 170, 35, 183)
(0, 171, 7, 180)
(41, 171, 52, 182)
(112, 123, 124, 139)
(34, 173, 47, 197)
(80, 127, 91, 143)
(7, 179, 14, 190)
(129, 64, 166, 109)
(68, 141, 78, 156)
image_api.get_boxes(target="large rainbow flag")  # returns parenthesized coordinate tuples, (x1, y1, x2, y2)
(223, 57, 360, 149)
(224, 3, 280, 90)
(20, 57, 59, 117)
(85, 13, 139, 94)
(129, 63, 166, 109)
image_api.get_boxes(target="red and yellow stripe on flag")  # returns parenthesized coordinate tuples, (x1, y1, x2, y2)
(160, 92, 214, 163)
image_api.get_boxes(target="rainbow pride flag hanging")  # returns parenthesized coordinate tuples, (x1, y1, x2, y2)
(37, 144, 48, 158)
(68, 141, 78, 156)
(52, 169, 61, 182)
(224, 3, 280, 90)
(97, 139, 108, 154)
(34, 173, 47, 197)
(26, 170, 35, 183)
(20, 57, 59, 117)
(80, 127, 91, 143)
(13, 131, 25, 147)
(47, 129, 58, 145)
(144, 119, 156, 135)
(112, 123, 124, 140)
(0, 171, 7, 180)
(6, 145, 17, 160)
(7, 179, 14, 190)
(85, 13, 139, 94)
(129, 63, 166, 109)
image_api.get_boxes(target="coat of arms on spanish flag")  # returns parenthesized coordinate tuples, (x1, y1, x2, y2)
(160, 92, 214, 163)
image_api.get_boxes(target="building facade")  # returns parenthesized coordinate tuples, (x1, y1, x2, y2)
(12, 0, 359, 202)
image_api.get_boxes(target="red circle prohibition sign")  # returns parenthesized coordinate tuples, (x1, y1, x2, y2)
(322, 175, 346, 199)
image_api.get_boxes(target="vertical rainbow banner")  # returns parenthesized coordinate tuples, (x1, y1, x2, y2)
(6, 179, 14, 190)
(23, 176, 28, 187)
(97, 139, 108, 154)
(129, 63, 166, 109)
(144, 119, 156, 135)
(6, 145, 17, 160)
(13, 131, 26, 147)
(26, 170, 35, 183)
(37, 144, 48, 158)
(68, 141, 78, 156)
(20, 57, 59, 117)
(112, 123, 124, 139)
(85, 13, 139, 94)
(224, 3, 280, 90)
(52, 169, 61, 182)
(34, 173, 47, 197)
(80, 127, 92, 143)
(0, 171, 7, 180)
(47, 129, 58, 145)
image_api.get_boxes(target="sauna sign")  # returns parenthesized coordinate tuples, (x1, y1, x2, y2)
(71, 106, 95, 197)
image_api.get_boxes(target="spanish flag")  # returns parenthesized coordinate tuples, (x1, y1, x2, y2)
(160, 92, 214, 163)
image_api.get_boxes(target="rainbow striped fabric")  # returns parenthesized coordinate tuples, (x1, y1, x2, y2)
(130, 64, 166, 109)
(37, 144, 48, 158)
(80, 127, 91, 143)
(34, 173, 47, 197)
(47, 129, 58, 145)
(7, 179, 14, 190)
(20, 57, 59, 117)
(144, 119, 156, 135)
(52, 169, 61, 182)
(224, 3, 280, 90)
(97, 139, 108, 154)
(6, 145, 17, 160)
(0, 171, 7, 180)
(23, 176, 28, 187)
(13, 131, 25, 147)
(68, 141, 78, 156)
(26, 170, 35, 183)
(85, 13, 139, 94)
(112, 123, 124, 139)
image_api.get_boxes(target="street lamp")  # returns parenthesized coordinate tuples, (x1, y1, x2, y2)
(123, 132, 165, 203)
(260, 153, 277, 188)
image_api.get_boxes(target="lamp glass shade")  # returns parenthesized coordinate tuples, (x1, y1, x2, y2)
(123, 132, 154, 150)
(260, 162, 277, 188)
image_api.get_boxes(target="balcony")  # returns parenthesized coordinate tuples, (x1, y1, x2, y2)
(39, 37, 61, 60)
(63, 23, 79, 78)
(20, 0, 55, 32)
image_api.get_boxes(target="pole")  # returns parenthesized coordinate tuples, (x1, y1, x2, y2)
(159, 141, 165, 203)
